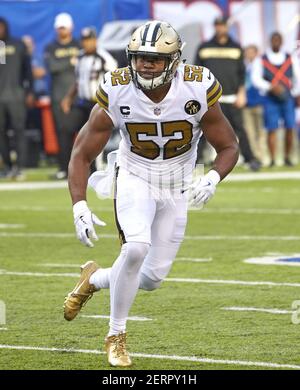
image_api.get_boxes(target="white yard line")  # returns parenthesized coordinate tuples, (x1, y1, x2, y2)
(1, 269, 300, 288)
(0, 232, 115, 239)
(224, 172, 300, 181)
(0, 344, 299, 369)
(200, 208, 300, 215)
(184, 235, 300, 241)
(218, 187, 300, 193)
(0, 182, 68, 191)
(244, 256, 300, 267)
(0, 206, 113, 212)
(176, 257, 212, 263)
(0, 270, 80, 277)
(1, 205, 300, 215)
(222, 306, 292, 315)
(0, 232, 300, 241)
(165, 278, 300, 288)
(0, 206, 51, 211)
(0, 172, 299, 192)
(0, 224, 25, 229)
(38, 263, 82, 268)
(0, 328, 8, 331)
(81, 315, 152, 321)
(39, 260, 212, 267)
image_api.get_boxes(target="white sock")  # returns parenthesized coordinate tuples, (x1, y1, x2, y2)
(108, 242, 149, 336)
(107, 317, 126, 337)
(89, 268, 111, 290)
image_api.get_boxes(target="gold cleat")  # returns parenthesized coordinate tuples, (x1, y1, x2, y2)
(105, 332, 132, 367)
(63, 260, 99, 321)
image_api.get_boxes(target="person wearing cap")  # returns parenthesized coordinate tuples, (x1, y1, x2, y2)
(60, 27, 118, 174)
(194, 16, 261, 171)
(44, 13, 80, 180)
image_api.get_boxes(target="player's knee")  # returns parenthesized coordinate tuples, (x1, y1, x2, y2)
(139, 273, 162, 291)
(124, 242, 150, 273)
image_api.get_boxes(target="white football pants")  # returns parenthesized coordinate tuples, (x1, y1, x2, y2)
(90, 167, 188, 335)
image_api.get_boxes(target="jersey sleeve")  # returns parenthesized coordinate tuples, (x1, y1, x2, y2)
(203, 67, 223, 108)
(95, 71, 118, 128)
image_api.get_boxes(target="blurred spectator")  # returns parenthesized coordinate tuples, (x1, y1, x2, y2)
(0, 17, 33, 179)
(252, 32, 300, 166)
(22, 35, 47, 167)
(44, 13, 80, 179)
(194, 16, 261, 171)
(60, 26, 118, 174)
(22, 35, 47, 97)
(243, 45, 267, 165)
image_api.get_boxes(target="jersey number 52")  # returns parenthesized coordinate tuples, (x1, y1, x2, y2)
(125, 120, 193, 160)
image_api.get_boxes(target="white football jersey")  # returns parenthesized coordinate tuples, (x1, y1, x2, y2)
(95, 63, 222, 188)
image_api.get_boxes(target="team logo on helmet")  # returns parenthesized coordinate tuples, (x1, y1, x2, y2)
(184, 100, 201, 115)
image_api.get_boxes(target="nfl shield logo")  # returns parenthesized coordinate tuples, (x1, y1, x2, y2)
(154, 107, 161, 116)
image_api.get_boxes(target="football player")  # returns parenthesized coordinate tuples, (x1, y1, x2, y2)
(63, 21, 239, 367)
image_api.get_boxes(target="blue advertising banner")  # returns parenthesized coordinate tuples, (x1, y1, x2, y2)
(0, 0, 151, 56)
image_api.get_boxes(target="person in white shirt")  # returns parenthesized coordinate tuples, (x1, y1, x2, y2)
(60, 27, 118, 175)
(252, 32, 300, 166)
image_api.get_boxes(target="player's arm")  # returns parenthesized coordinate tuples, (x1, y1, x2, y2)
(69, 104, 113, 204)
(68, 105, 113, 247)
(200, 101, 239, 180)
(189, 102, 239, 208)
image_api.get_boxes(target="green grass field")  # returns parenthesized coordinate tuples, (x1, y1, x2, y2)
(1, 171, 300, 370)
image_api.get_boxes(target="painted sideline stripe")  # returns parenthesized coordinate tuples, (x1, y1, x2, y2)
(81, 315, 152, 321)
(1, 232, 300, 241)
(1, 269, 300, 288)
(0, 344, 299, 369)
(222, 306, 292, 315)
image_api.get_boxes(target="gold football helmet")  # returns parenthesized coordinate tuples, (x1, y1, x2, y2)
(127, 20, 184, 90)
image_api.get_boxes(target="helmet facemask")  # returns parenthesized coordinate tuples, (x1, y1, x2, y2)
(127, 51, 181, 90)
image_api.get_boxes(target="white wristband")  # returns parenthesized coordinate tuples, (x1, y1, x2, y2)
(206, 170, 221, 186)
(73, 200, 89, 219)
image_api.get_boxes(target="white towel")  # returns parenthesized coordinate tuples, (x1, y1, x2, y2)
(88, 150, 118, 198)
